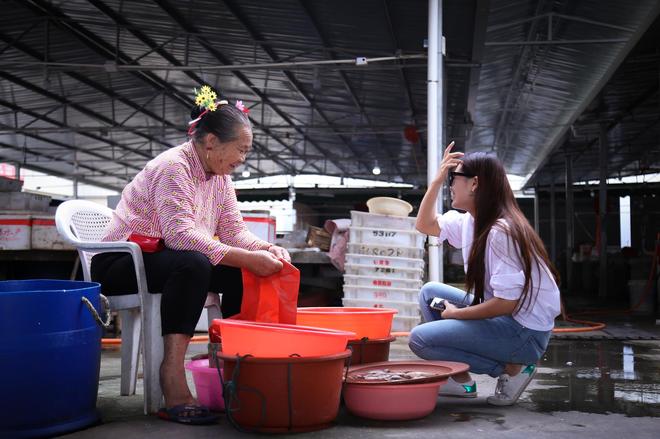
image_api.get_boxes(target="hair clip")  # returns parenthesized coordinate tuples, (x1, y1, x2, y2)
(235, 100, 250, 114)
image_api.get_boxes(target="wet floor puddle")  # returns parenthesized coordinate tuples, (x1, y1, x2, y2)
(528, 339, 660, 416)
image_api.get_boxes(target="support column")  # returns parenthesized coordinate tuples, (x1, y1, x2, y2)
(73, 150, 79, 199)
(550, 179, 557, 263)
(565, 155, 574, 290)
(598, 123, 608, 298)
(533, 187, 540, 233)
(427, 0, 444, 282)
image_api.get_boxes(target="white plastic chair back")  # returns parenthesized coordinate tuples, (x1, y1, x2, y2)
(55, 200, 114, 282)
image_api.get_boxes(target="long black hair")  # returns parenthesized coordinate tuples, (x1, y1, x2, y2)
(461, 152, 560, 313)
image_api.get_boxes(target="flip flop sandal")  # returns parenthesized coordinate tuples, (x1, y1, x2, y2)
(157, 403, 219, 425)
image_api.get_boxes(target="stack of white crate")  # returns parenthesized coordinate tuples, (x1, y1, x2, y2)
(342, 210, 426, 332)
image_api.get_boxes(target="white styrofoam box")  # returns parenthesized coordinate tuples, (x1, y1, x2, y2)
(343, 284, 420, 302)
(347, 242, 425, 259)
(0, 214, 31, 250)
(391, 315, 421, 333)
(343, 274, 422, 291)
(345, 253, 424, 271)
(342, 298, 420, 317)
(350, 210, 417, 231)
(344, 262, 423, 280)
(242, 211, 276, 243)
(349, 226, 425, 248)
(31, 216, 75, 250)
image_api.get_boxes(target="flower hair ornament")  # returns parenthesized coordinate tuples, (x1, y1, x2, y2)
(188, 85, 250, 135)
(234, 100, 250, 114)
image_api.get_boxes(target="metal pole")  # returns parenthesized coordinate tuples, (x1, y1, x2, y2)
(427, 0, 444, 282)
(565, 154, 574, 291)
(73, 150, 79, 199)
(599, 123, 608, 298)
(550, 180, 557, 263)
(533, 188, 540, 233)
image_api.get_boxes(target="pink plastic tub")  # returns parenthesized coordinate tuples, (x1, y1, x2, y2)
(343, 380, 446, 420)
(185, 359, 224, 411)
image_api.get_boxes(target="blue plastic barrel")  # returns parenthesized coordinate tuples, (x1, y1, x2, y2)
(0, 280, 103, 438)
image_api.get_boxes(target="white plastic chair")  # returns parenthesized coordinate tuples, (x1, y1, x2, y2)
(55, 199, 222, 414)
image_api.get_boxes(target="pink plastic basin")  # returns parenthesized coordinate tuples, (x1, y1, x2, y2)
(296, 307, 398, 339)
(185, 359, 224, 411)
(217, 319, 356, 357)
(343, 380, 446, 420)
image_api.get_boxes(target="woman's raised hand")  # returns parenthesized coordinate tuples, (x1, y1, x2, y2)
(434, 141, 464, 184)
(249, 250, 284, 276)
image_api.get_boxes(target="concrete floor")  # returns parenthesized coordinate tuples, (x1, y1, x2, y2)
(51, 318, 660, 439)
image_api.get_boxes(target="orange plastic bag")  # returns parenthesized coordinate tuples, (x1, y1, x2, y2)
(234, 259, 300, 324)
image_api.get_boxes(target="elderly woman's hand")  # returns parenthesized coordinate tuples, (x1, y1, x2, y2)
(249, 250, 284, 276)
(267, 245, 291, 262)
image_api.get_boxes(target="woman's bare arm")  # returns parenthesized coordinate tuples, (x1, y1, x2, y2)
(415, 141, 463, 236)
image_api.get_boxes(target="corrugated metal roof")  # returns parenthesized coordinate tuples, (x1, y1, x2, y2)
(0, 0, 658, 191)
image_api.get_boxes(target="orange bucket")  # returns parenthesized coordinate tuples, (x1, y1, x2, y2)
(296, 307, 398, 339)
(216, 319, 355, 358)
(218, 350, 351, 433)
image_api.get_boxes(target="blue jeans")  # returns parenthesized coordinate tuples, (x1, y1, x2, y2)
(409, 282, 551, 377)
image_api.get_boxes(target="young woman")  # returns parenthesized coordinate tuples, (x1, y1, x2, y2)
(410, 142, 560, 406)
(91, 87, 289, 424)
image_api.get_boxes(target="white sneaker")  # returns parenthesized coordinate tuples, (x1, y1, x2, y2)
(486, 364, 537, 406)
(438, 376, 477, 398)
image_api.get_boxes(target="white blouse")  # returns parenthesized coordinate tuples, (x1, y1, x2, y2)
(438, 209, 560, 331)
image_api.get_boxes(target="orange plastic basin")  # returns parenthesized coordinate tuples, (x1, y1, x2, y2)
(217, 319, 356, 358)
(296, 307, 398, 339)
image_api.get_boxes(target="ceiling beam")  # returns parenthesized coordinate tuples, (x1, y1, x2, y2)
(0, 119, 140, 174)
(0, 140, 123, 189)
(22, 0, 299, 176)
(0, 71, 161, 159)
(86, 0, 298, 176)
(23, 0, 193, 109)
(464, 0, 490, 151)
(97, 0, 332, 176)
(0, 98, 145, 172)
(490, 0, 548, 157)
(152, 0, 344, 176)
(382, 0, 426, 176)
(571, 85, 659, 164)
(611, 115, 660, 176)
(296, 0, 402, 178)
(0, 29, 190, 154)
(220, 0, 372, 175)
(521, 1, 660, 189)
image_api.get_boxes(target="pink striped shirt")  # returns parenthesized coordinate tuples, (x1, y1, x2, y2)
(102, 140, 268, 265)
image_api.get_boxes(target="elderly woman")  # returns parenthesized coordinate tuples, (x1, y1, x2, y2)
(91, 86, 288, 424)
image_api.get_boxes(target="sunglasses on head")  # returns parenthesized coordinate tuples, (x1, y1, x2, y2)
(448, 170, 475, 186)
